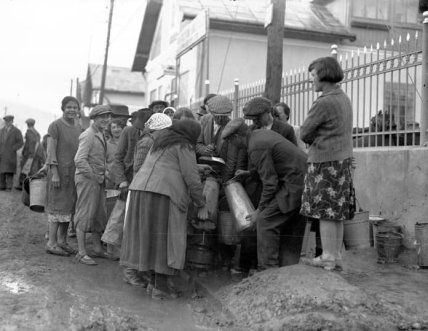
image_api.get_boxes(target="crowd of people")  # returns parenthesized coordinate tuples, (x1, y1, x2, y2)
(0, 56, 354, 299)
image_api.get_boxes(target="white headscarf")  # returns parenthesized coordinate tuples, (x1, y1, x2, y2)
(145, 113, 172, 131)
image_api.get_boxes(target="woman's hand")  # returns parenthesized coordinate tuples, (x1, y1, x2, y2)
(234, 169, 250, 180)
(51, 173, 60, 188)
(197, 205, 209, 220)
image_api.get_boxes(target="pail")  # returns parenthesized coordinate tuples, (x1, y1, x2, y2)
(343, 211, 370, 250)
(224, 179, 255, 232)
(415, 223, 428, 267)
(376, 231, 402, 263)
(186, 232, 214, 269)
(218, 211, 239, 245)
(203, 177, 219, 223)
(29, 178, 47, 212)
(369, 215, 386, 247)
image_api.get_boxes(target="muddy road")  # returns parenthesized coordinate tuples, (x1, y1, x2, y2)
(0, 191, 227, 331)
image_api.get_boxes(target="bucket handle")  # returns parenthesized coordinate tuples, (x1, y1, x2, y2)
(378, 231, 403, 238)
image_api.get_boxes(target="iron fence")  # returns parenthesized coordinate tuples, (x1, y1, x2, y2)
(190, 31, 423, 148)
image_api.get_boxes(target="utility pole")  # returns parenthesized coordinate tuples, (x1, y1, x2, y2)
(99, 0, 115, 105)
(264, 0, 285, 104)
(70, 78, 74, 96)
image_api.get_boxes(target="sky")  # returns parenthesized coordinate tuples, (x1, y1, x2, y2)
(0, 0, 146, 118)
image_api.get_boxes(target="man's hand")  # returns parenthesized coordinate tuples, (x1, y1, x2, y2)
(119, 181, 129, 189)
(245, 209, 260, 227)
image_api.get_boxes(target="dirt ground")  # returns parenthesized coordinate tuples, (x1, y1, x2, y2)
(2, 188, 428, 331)
(0, 190, 230, 331)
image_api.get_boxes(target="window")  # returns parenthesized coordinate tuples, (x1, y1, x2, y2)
(384, 82, 416, 130)
(351, 0, 419, 27)
(158, 85, 164, 100)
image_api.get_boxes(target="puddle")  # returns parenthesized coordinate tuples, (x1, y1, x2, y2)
(0, 274, 32, 294)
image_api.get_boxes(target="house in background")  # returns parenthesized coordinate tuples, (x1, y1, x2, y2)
(131, 0, 356, 107)
(79, 63, 146, 116)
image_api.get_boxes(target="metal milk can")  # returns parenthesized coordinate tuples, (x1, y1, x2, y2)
(224, 178, 255, 232)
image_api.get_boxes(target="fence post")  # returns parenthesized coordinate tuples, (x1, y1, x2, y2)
(331, 44, 338, 59)
(205, 80, 210, 96)
(234, 78, 239, 118)
(421, 12, 428, 145)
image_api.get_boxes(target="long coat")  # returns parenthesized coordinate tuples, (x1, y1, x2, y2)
(21, 128, 41, 168)
(0, 125, 23, 173)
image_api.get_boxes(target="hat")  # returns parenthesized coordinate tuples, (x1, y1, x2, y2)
(163, 107, 176, 115)
(221, 118, 248, 140)
(146, 113, 172, 131)
(25, 118, 35, 125)
(133, 108, 153, 130)
(89, 105, 112, 119)
(109, 104, 129, 117)
(243, 97, 272, 119)
(149, 100, 169, 109)
(206, 95, 233, 116)
(3, 115, 14, 121)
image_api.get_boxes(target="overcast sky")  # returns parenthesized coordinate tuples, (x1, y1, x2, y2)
(0, 0, 145, 115)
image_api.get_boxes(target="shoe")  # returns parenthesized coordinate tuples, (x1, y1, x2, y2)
(300, 256, 336, 271)
(335, 259, 344, 272)
(89, 250, 110, 259)
(123, 269, 147, 287)
(58, 243, 77, 255)
(152, 287, 179, 300)
(45, 244, 70, 257)
(75, 253, 97, 265)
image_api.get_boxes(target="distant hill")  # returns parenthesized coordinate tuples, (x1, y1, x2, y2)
(0, 99, 57, 136)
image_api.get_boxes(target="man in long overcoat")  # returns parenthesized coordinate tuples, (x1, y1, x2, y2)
(0, 115, 24, 190)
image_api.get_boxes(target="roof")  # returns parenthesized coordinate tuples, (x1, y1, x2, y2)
(87, 64, 146, 93)
(132, 0, 355, 72)
(178, 0, 353, 39)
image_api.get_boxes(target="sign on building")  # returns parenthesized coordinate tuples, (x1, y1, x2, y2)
(176, 10, 209, 58)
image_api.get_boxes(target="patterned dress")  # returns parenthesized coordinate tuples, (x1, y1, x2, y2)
(300, 158, 354, 221)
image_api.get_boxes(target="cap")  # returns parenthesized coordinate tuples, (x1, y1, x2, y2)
(25, 118, 36, 125)
(3, 115, 14, 121)
(243, 97, 272, 119)
(109, 104, 130, 117)
(89, 105, 112, 119)
(149, 100, 169, 109)
(146, 113, 172, 131)
(206, 95, 233, 116)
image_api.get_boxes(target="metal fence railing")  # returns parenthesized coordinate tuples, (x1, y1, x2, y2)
(189, 32, 423, 148)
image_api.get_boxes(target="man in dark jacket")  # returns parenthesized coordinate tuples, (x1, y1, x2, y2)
(244, 97, 297, 146)
(0, 115, 24, 190)
(245, 129, 307, 270)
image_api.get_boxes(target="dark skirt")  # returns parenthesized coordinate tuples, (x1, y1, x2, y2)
(120, 190, 175, 275)
(300, 158, 353, 221)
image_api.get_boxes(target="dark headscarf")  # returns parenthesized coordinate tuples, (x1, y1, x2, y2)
(152, 119, 201, 152)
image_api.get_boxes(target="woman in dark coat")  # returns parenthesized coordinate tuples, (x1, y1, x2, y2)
(121, 120, 208, 299)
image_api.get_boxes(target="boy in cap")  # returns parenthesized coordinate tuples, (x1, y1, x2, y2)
(0, 115, 23, 190)
(74, 105, 112, 265)
(244, 97, 297, 146)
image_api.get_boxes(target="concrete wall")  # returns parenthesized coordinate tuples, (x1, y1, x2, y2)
(354, 147, 428, 248)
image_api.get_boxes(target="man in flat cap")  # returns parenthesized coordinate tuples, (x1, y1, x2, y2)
(244, 97, 297, 146)
(0, 115, 23, 191)
(196, 95, 232, 158)
(149, 100, 168, 114)
(74, 105, 112, 265)
(245, 129, 307, 271)
(18, 118, 41, 189)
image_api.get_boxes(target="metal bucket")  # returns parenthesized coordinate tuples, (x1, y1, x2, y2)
(415, 223, 428, 267)
(224, 178, 255, 232)
(218, 211, 239, 245)
(343, 211, 370, 250)
(202, 176, 219, 223)
(29, 178, 47, 212)
(376, 231, 402, 263)
(186, 232, 214, 269)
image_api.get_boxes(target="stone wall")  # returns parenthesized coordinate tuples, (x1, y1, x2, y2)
(354, 147, 428, 248)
